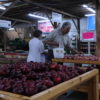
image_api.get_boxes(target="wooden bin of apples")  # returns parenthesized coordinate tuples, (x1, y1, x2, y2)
(0, 62, 98, 100)
(52, 55, 100, 65)
(52, 55, 100, 96)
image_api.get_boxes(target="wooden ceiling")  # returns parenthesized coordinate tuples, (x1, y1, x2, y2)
(0, 0, 95, 24)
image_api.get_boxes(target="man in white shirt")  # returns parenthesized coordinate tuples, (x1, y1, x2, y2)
(44, 22, 79, 61)
(27, 30, 45, 62)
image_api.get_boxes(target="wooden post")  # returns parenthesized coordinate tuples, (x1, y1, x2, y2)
(96, 0, 100, 54)
(88, 74, 99, 100)
(77, 19, 80, 51)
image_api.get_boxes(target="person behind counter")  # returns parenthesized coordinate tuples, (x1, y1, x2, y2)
(27, 30, 45, 63)
(43, 22, 80, 61)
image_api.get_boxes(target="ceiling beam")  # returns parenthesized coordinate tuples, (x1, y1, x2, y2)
(23, 0, 80, 18)
(6, 7, 39, 16)
(12, 3, 28, 8)
(42, 1, 91, 6)
(0, 0, 20, 17)
(11, 21, 17, 27)
(1, 16, 32, 23)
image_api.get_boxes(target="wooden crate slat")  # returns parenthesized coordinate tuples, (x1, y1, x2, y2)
(52, 59, 100, 65)
(72, 85, 88, 92)
(0, 91, 30, 100)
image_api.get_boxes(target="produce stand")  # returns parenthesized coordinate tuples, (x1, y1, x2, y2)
(0, 69, 99, 100)
(0, 52, 27, 64)
(52, 58, 100, 65)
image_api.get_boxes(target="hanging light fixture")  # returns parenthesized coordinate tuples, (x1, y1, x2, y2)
(28, 13, 48, 20)
(82, 5, 96, 13)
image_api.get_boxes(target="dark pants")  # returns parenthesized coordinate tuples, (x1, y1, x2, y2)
(46, 49, 54, 62)
(46, 49, 63, 65)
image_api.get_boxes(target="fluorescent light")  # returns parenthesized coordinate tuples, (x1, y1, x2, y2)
(82, 4, 96, 13)
(38, 20, 50, 23)
(86, 8, 96, 13)
(0, 5, 6, 10)
(3, 3, 12, 6)
(85, 14, 96, 17)
(83, 5, 88, 8)
(28, 13, 48, 20)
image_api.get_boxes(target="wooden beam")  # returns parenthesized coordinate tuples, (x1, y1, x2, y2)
(44, 10, 55, 28)
(12, 3, 28, 8)
(72, 19, 79, 34)
(96, 0, 100, 54)
(11, 21, 17, 27)
(0, 0, 20, 17)
(77, 19, 81, 51)
(6, 7, 39, 16)
(23, 0, 79, 18)
(1, 16, 31, 23)
(52, 58, 100, 65)
(71, 19, 80, 49)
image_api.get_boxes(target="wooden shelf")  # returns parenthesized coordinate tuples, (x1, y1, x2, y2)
(52, 59, 100, 65)
(0, 58, 26, 64)
(0, 69, 99, 100)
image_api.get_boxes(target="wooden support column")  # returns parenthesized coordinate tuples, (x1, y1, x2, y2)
(77, 19, 81, 51)
(88, 74, 99, 100)
(72, 18, 80, 50)
(96, 0, 100, 54)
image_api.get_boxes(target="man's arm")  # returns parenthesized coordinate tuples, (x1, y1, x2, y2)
(65, 45, 79, 54)
(43, 29, 59, 47)
(43, 40, 59, 46)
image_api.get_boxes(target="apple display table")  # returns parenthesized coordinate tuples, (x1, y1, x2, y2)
(0, 69, 99, 100)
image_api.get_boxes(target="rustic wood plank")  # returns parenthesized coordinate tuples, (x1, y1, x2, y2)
(88, 74, 99, 100)
(52, 58, 100, 65)
(72, 85, 88, 93)
(93, 74, 99, 100)
(0, 91, 30, 100)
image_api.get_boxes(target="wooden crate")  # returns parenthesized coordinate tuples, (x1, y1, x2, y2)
(0, 69, 99, 100)
(72, 83, 100, 94)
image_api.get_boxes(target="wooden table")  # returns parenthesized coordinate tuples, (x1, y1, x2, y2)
(0, 69, 99, 100)
(52, 58, 100, 65)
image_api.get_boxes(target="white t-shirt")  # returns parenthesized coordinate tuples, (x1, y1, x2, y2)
(27, 37, 45, 62)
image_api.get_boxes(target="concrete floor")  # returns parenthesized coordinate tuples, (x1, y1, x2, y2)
(58, 91, 87, 100)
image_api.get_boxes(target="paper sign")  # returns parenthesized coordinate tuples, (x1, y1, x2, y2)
(82, 32, 94, 39)
(38, 21, 54, 33)
(0, 20, 11, 28)
(88, 16, 95, 31)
